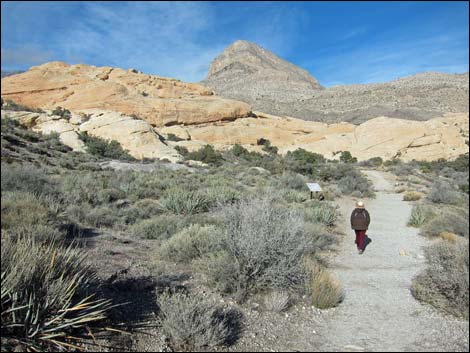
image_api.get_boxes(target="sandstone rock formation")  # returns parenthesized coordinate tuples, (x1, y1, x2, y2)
(1, 109, 182, 162)
(202, 41, 469, 124)
(1, 62, 251, 127)
(167, 111, 469, 162)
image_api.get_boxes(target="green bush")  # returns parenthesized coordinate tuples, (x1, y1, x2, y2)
(339, 151, 357, 164)
(159, 188, 210, 215)
(2, 99, 44, 113)
(79, 132, 136, 161)
(157, 291, 243, 350)
(358, 157, 383, 168)
(51, 106, 72, 120)
(129, 214, 187, 240)
(1, 235, 111, 351)
(185, 145, 224, 165)
(1, 163, 57, 197)
(408, 204, 433, 228)
(284, 148, 325, 175)
(420, 208, 469, 238)
(403, 191, 423, 201)
(231, 144, 250, 158)
(304, 201, 338, 227)
(411, 239, 469, 318)
(158, 225, 220, 263)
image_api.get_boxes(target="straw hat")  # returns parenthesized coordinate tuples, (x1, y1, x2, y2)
(356, 200, 365, 208)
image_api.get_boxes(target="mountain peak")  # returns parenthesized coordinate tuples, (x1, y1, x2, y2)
(203, 40, 323, 106)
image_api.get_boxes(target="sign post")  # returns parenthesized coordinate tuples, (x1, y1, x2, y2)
(306, 182, 323, 200)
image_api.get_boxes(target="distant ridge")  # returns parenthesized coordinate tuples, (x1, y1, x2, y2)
(202, 40, 469, 124)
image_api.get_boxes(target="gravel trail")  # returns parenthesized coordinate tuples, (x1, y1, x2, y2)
(316, 170, 469, 352)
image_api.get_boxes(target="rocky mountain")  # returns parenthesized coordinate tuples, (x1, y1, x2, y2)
(202, 41, 469, 124)
(201, 40, 323, 102)
(1, 61, 468, 162)
(1, 62, 251, 127)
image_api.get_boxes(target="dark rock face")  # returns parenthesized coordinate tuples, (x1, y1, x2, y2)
(202, 41, 469, 124)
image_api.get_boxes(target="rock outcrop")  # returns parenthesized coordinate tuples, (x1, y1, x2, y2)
(1, 109, 182, 162)
(1, 62, 251, 127)
(202, 41, 469, 124)
(165, 112, 469, 162)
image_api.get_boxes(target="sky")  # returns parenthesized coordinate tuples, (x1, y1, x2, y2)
(1, 1, 469, 86)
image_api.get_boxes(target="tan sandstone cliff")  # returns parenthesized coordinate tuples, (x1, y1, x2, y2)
(1, 62, 251, 126)
(1, 62, 468, 162)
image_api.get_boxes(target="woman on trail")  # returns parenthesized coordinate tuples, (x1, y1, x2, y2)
(350, 200, 370, 254)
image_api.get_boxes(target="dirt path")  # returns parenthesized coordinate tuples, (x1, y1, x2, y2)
(315, 170, 469, 352)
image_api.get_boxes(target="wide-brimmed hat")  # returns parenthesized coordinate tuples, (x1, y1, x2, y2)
(356, 200, 365, 208)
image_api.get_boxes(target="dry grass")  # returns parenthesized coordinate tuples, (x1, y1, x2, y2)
(439, 231, 458, 243)
(411, 239, 469, 319)
(403, 191, 423, 201)
(306, 259, 344, 309)
(264, 290, 291, 313)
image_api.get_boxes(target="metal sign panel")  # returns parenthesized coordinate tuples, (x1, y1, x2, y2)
(306, 183, 322, 192)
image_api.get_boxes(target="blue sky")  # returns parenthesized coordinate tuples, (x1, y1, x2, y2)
(1, 1, 468, 86)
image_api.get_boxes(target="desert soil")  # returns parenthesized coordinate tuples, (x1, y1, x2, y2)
(86, 170, 469, 352)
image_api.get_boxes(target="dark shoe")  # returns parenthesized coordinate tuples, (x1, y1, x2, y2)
(358, 249, 364, 255)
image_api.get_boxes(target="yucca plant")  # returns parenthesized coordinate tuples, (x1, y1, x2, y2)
(305, 202, 338, 227)
(408, 204, 431, 228)
(159, 188, 210, 215)
(1, 235, 112, 352)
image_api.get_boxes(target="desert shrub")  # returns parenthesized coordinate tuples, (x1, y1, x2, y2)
(304, 201, 338, 227)
(427, 180, 462, 205)
(50, 106, 72, 120)
(388, 162, 415, 176)
(1, 235, 111, 351)
(358, 157, 383, 168)
(306, 259, 344, 309)
(2, 99, 44, 113)
(403, 191, 423, 201)
(174, 145, 189, 157)
(411, 239, 469, 318)
(97, 187, 126, 204)
(158, 225, 220, 263)
(284, 148, 325, 175)
(264, 290, 291, 313)
(159, 188, 210, 215)
(339, 151, 357, 164)
(420, 208, 469, 238)
(275, 172, 308, 191)
(283, 189, 308, 203)
(78, 132, 136, 161)
(1, 163, 57, 197)
(333, 172, 374, 198)
(1, 191, 59, 232)
(185, 145, 224, 165)
(204, 186, 241, 208)
(231, 144, 249, 158)
(258, 139, 278, 155)
(119, 199, 162, 224)
(408, 204, 433, 228)
(129, 214, 187, 240)
(157, 291, 243, 350)
(83, 206, 122, 228)
(202, 197, 315, 299)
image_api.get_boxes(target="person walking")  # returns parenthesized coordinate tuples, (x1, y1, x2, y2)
(350, 200, 370, 254)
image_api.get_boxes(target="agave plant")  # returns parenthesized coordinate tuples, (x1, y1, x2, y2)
(159, 188, 210, 215)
